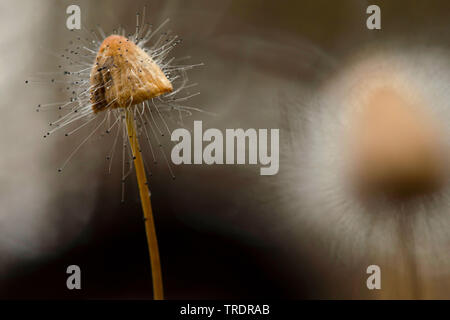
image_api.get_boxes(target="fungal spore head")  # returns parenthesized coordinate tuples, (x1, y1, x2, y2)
(90, 34, 173, 112)
(350, 85, 447, 200)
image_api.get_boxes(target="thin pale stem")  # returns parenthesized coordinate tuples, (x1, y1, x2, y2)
(125, 109, 164, 300)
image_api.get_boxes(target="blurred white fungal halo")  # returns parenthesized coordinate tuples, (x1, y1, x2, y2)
(281, 45, 450, 296)
(0, 0, 102, 278)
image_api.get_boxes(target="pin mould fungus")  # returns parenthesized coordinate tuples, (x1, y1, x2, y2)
(27, 8, 203, 300)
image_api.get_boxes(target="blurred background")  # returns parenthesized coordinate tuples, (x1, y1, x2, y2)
(1, 0, 450, 299)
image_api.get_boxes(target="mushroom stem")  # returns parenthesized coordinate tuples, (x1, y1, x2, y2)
(126, 109, 164, 300)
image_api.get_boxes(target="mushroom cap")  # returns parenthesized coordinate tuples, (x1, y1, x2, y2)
(350, 86, 447, 199)
(90, 35, 173, 112)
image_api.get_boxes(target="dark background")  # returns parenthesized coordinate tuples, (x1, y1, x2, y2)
(1, 0, 450, 299)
